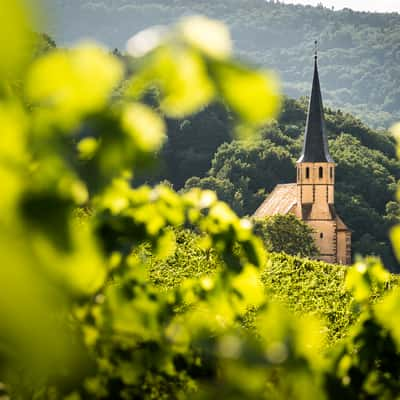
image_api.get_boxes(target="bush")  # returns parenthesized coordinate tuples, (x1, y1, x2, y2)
(253, 214, 319, 258)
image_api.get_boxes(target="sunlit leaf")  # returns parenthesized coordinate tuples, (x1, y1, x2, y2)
(77, 137, 99, 160)
(0, 102, 28, 221)
(178, 16, 232, 60)
(121, 103, 166, 152)
(126, 26, 168, 58)
(375, 289, 400, 349)
(27, 43, 123, 127)
(0, 231, 82, 384)
(127, 47, 215, 117)
(390, 122, 400, 159)
(157, 47, 215, 117)
(212, 62, 281, 125)
(345, 258, 390, 303)
(29, 218, 107, 296)
(0, 0, 34, 80)
(390, 225, 400, 261)
(231, 265, 264, 312)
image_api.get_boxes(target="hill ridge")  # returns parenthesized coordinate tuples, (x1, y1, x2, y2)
(48, 0, 400, 129)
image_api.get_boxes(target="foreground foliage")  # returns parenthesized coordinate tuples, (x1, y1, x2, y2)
(2, 3, 400, 400)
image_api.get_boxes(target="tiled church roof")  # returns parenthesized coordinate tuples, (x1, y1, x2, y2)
(254, 185, 351, 232)
(253, 183, 297, 218)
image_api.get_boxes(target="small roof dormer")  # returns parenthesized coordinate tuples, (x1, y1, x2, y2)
(297, 42, 334, 163)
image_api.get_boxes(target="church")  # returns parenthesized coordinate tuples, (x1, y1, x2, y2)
(254, 50, 352, 265)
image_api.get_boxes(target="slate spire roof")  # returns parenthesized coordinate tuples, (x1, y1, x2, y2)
(297, 44, 334, 163)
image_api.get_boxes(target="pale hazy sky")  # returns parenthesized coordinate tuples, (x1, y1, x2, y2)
(281, 0, 400, 13)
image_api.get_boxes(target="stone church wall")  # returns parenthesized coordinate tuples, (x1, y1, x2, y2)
(307, 220, 337, 263)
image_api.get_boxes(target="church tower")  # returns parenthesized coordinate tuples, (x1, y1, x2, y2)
(296, 45, 350, 264)
(254, 43, 351, 265)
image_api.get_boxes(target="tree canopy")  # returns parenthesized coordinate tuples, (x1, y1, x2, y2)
(253, 214, 319, 258)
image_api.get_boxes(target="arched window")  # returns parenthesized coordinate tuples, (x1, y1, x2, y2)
(319, 166, 323, 179)
(320, 233, 324, 239)
(305, 167, 310, 179)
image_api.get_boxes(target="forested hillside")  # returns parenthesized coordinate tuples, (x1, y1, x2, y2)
(48, 0, 400, 128)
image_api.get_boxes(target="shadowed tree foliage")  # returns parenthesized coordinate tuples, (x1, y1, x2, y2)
(184, 175, 245, 215)
(162, 103, 232, 187)
(253, 214, 319, 258)
(207, 139, 295, 214)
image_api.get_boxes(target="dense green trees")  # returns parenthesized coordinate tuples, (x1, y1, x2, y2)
(161, 103, 232, 187)
(49, 0, 400, 128)
(182, 136, 295, 215)
(208, 139, 294, 213)
(330, 134, 396, 213)
(184, 176, 245, 215)
(253, 214, 318, 258)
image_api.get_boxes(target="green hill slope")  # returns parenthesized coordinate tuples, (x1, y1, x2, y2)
(48, 0, 400, 128)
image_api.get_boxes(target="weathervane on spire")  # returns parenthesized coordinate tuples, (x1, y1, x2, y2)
(314, 40, 319, 59)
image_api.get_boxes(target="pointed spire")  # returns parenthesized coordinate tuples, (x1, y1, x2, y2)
(297, 42, 334, 163)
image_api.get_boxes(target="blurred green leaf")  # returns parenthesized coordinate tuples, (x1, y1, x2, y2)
(375, 289, 400, 349)
(178, 15, 232, 60)
(211, 62, 281, 125)
(121, 102, 166, 152)
(0, 101, 28, 222)
(156, 47, 216, 117)
(27, 43, 123, 128)
(0, 0, 34, 81)
(345, 258, 390, 303)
